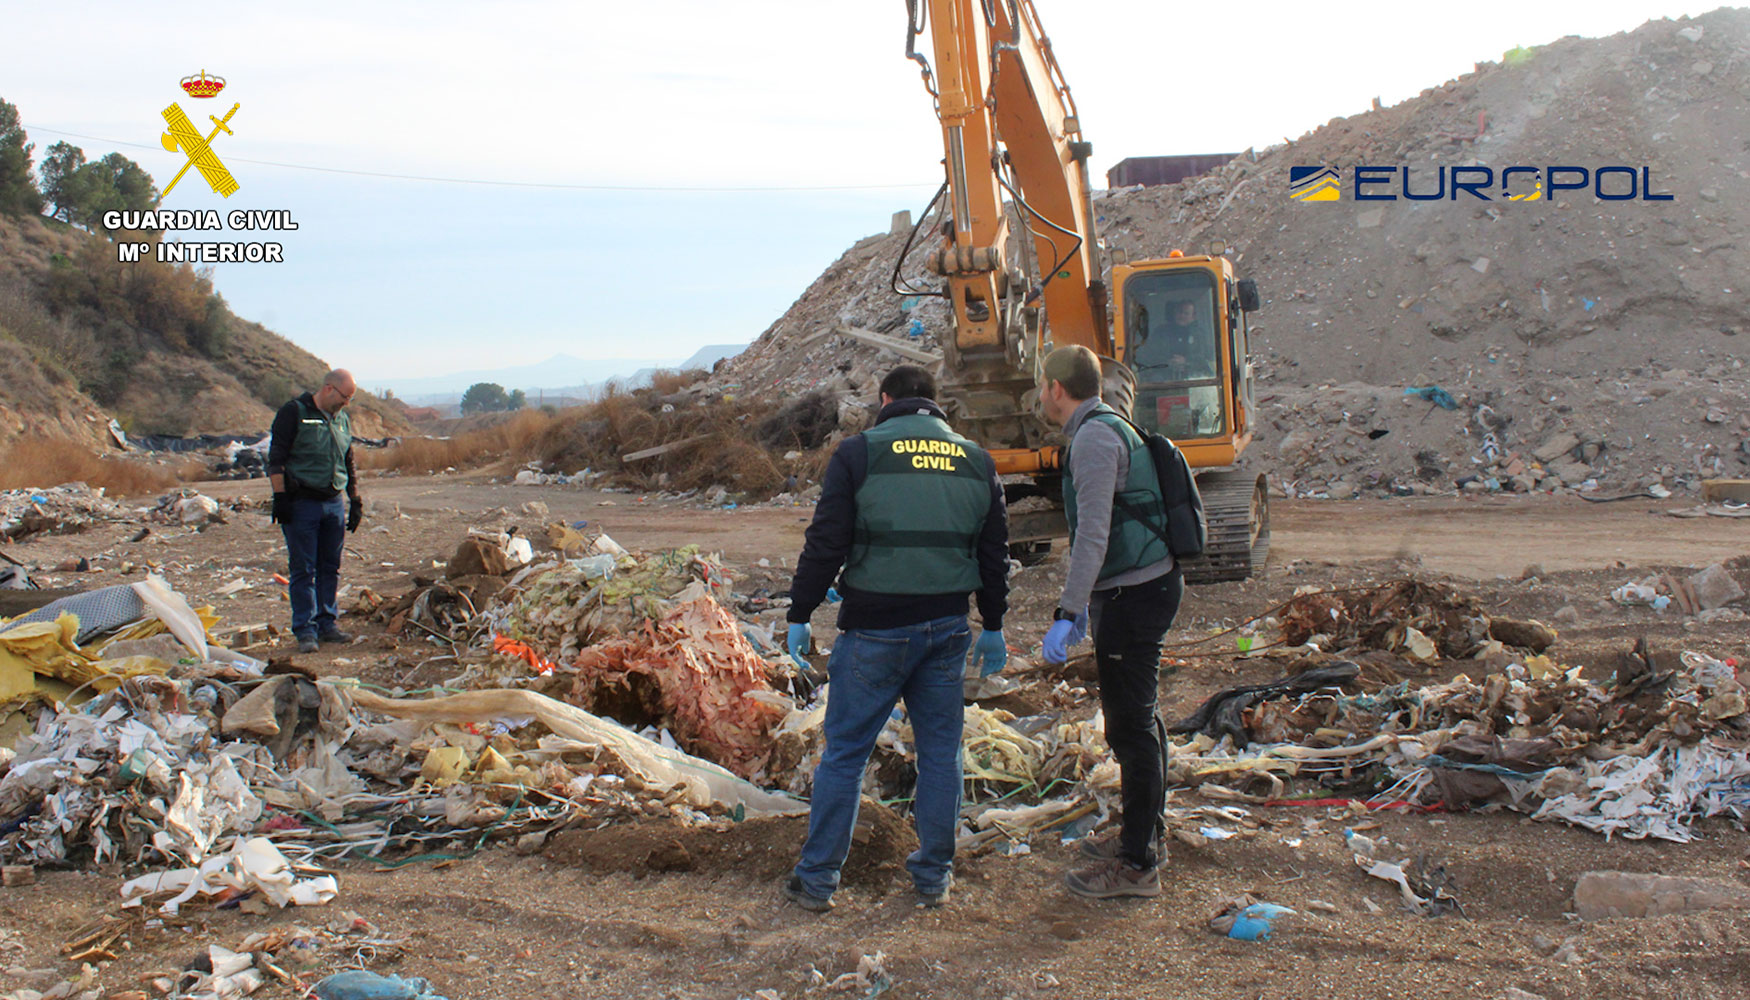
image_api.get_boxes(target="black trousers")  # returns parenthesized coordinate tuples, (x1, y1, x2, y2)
(1088, 568, 1183, 869)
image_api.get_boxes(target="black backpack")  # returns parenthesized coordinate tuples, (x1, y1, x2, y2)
(1107, 412, 1207, 559)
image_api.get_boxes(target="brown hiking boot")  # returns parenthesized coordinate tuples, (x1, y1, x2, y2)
(1065, 858, 1161, 899)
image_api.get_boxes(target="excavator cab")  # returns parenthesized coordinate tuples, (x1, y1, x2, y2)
(897, 0, 1270, 580)
(1112, 254, 1270, 582)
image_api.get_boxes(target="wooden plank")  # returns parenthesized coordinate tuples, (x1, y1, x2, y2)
(836, 325, 943, 365)
(622, 433, 713, 463)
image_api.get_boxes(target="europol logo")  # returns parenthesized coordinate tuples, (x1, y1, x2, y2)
(1289, 166, 1340, 202)
(1287, 164, 1671, 204)
(160, 70, 240, 198)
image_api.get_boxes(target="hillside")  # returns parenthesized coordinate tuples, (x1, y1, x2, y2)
(713, 9, 1750, 495)
(0, 211, 409, 450)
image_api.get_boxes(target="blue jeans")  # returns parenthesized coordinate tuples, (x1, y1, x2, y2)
(282, 495, 345, 638)
(793, 615, 970, 899)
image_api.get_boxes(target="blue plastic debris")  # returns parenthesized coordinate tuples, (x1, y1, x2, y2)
(1403, 386, 1458, 410)
(311, 971, 451, 1000)
(1209, 896, 1297, 941)
(908, 318, 925, 339)
(1228, 903, 1296, 941)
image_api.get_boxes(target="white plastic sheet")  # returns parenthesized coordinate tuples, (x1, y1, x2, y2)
(348, 687, 804, 816)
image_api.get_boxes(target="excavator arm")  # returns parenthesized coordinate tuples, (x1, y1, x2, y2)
(905, 0, 1113, 465)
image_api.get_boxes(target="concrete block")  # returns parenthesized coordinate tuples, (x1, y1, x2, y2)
(1688, 564, 1746, 611)
(1534, 432, 1581, 464)
(1574, 870, 1750, 920)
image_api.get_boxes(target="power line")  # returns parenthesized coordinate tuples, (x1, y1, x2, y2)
(25, 124, 938, 193)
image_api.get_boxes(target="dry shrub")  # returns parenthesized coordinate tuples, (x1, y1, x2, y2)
(756, 390, 838, 451)
(360, 409, 559, 473)
(647, 368, 706, 395)
(0, 437, 181, 495)
(368, 380, 831, 498)
(522, 386, 794, 495)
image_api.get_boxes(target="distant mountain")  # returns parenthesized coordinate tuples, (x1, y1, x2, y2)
(372, 354, 669, 399)
(377, 343, 750, 408)
(676, 343, 745, 371)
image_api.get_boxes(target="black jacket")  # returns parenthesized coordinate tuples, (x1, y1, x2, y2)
(787, 398, 1009, 631)
(265, 392, 358, 500)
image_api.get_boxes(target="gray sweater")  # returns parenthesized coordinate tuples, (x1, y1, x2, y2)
(1057, 397, 1175, 613)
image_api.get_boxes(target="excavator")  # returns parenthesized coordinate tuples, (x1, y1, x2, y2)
(894, 0, 1268, 583)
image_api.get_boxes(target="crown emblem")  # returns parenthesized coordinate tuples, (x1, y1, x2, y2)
(180, 70, 226, 99)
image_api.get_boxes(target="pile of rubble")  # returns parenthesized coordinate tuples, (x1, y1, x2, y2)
(708, 10, 1750, 497)
(0, 564, 803, 916)
(1163, 582, 1750, 842)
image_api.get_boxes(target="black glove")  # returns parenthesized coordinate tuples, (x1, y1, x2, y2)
(347, 496, 363, 533)
(271, 492, 292, 525)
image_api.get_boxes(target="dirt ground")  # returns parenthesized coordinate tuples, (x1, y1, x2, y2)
(4, 475, 1750, 1000)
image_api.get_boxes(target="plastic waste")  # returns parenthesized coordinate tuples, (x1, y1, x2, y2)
(311, 971, 452, 1000)
(572, 553, 618, 580)
(1208, 895, 1295, 941)
(1228, 903, 1296, 941)
(1403, 386, 1458, 410)
(1611, 582, 1662, 607)
(1342, 827, 1379, 858)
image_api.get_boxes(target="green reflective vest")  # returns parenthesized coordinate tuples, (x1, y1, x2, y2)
(842, 413, 990, 595)
(1063, 403, 1170, 579)
(286, 397, 352, 494)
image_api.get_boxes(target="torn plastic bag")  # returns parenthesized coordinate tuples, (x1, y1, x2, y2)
(1170, 662, 1360, 744)
(120, 836, 337, 914)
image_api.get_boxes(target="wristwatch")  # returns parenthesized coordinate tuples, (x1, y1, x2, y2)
(1053, 607, 1079, 622)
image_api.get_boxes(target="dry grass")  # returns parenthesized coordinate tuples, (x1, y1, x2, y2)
(0, 437, 186, 496)
(360, 379, 837, 499)
(360, 409, 560, 473)
(647, 368, 706, 396)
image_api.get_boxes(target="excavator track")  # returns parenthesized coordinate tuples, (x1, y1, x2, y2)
(1180, 470, 1269, 584)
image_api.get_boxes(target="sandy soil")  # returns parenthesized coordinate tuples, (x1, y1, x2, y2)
(3, 475, 1749, 1000)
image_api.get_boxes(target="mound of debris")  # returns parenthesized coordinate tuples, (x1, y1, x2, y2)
(712, 9, 1750, 497)
(1168, 633, 1750, 842)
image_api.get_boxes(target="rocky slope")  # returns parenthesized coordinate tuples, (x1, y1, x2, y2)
(714, 9, 1750, 496)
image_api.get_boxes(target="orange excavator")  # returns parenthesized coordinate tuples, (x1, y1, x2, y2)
(893, 0, 1269, 582)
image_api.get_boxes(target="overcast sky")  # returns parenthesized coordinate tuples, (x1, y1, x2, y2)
(3, 0, 1724, 385)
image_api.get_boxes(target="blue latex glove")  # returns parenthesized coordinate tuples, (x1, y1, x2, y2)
(824, 587, 842, 604)
(786, 623, 812, 669)
(973, 629, 1007, 676)
(1042, 620, 1077, 664)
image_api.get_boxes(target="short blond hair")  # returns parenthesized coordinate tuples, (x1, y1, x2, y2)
(1041, 346, 1101, 401)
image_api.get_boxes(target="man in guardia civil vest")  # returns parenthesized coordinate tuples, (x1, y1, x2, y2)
(783, 364, 1010, 912)
(266, 369, 365, 654)
(1038, 345, 1183, 900)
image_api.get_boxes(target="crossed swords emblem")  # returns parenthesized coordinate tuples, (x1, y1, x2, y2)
(160, 101, 240, 197)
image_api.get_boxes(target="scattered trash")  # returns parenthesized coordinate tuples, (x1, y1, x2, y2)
(1357, 855, 1463, 916)
(120, 837, 338, 915)
(1403, 386, 1458, 410)
(1208, 895, 1296, 940)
